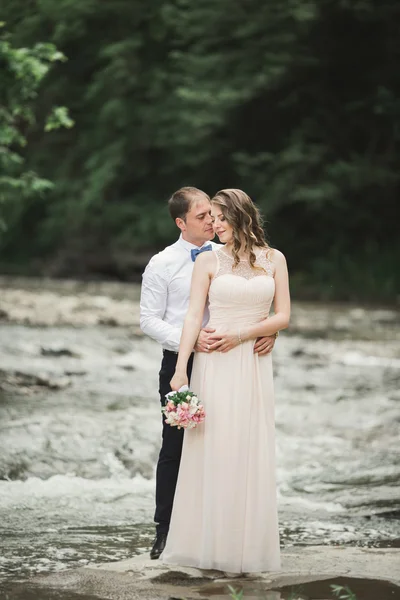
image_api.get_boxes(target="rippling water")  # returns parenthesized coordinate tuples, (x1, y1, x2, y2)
(0, 298, 399, 583)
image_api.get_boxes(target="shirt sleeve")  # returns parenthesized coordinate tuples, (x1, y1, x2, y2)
(139, 259, 182, 352)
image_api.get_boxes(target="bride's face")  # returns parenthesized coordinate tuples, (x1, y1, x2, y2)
(211, 206, 233, 244)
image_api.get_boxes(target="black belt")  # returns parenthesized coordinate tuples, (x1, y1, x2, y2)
(163, 349, 194, 356)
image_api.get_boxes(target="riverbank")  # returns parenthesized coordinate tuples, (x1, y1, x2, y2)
(0, 276, 398, 340)
(2, 547, 400, 600)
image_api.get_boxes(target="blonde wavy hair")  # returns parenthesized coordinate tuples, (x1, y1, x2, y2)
(211, 188, 269, 270)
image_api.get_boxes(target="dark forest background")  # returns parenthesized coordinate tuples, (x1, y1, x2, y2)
(1, 0, 399, 303)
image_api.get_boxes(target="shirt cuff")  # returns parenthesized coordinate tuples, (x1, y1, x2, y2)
(164, 327, 182, 352)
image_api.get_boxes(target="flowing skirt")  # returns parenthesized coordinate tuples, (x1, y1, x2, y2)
(162, 340, 280, 573)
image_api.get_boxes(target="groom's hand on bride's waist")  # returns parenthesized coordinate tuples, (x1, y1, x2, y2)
(195, 327, 218, 353)
(254, 335, 276, 355)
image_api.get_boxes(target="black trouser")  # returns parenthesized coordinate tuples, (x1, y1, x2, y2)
(154, 349, 194, 535)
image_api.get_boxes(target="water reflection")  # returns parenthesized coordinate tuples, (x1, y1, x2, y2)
(200, 593, 281, 600)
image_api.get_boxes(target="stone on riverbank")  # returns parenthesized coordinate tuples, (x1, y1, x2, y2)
(6, 546, 399, 600)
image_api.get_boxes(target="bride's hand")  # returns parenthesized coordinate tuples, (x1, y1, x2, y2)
(208, 330, 240, 353)
(170, 371, 188, 392)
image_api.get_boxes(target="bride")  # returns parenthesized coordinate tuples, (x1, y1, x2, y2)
(162, 189, 290, 573)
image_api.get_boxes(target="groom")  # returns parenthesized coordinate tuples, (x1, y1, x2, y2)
(140, 186, 277, 559)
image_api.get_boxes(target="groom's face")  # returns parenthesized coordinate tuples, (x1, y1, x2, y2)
(179, 198, 214, 246)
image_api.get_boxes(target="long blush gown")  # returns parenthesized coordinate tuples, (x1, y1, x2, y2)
(162, 247, 280, 573)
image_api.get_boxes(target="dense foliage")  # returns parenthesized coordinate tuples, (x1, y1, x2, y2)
(1, 0, 399, 302)
(0, 22, 73, 232)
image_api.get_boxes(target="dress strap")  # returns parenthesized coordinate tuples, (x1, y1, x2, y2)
(211, 249, 220, 280)
(258, 249, 275, 277)
(212, 248, 231, 280)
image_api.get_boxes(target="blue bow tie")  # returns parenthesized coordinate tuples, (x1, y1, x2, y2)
(191, 244, 212, 262)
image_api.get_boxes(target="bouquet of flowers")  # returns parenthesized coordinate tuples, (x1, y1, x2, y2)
(162, 385, 205, 429)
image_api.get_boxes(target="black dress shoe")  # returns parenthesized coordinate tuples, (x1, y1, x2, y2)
(150, 532, 168, 560)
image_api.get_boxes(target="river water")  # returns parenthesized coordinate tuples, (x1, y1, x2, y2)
(0, 280, 399, 584)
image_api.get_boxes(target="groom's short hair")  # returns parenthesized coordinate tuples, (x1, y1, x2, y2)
(168, 187, 210, 222)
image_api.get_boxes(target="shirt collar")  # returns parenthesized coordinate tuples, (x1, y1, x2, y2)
(178, 233, 212, 252)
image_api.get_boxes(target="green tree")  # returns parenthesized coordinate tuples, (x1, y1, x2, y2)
(0, 22, 73, 233)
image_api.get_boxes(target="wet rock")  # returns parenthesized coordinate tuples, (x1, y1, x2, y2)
(291, 348, 306, 357)
(41, 345, 80, 358)
(305, 384, 317, 391)
(0, 369, 70, 393)
(0, 456, 30, 481)
(0, 369, 44, 390)
(290, 348, 324, 360)
(97, 316, 118, 326)
(44, 376, 71, 389)
(150, 570, 211, 585)
(65, 369, 86, 376)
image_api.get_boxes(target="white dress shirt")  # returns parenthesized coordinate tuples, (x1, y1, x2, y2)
(140, 235, 220, 352)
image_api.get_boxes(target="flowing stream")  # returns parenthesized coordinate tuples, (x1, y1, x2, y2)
(0, 280, 399, 584)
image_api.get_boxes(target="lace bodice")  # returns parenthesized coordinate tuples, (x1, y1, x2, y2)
(214, 247, 274, 280)
(208, 247, 275, 329)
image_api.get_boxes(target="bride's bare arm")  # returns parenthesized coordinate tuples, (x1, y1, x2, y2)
(242, 249, 290, 340)
(170, 252, 215, 390)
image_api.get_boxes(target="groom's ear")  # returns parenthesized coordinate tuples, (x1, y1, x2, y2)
(175, 217, 186, 232)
